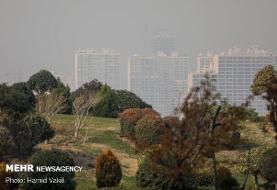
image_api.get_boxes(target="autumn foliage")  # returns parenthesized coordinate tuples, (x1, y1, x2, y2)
(95, 150, 122, 188)
(135, 114, 164, 149)
(119, 107, 160, 139)
(138, 75, 247, 190)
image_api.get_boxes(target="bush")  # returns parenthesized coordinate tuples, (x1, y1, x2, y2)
(0, 83, 35, 114)
(163, 116, 180, 129)
(26, 149, 76, 190)
(115, 90, 152, 112)
(135, 114, 163, 149)
(217, 167, 239, 190)
(136, 158, 213, 190)
(0, 161, 18, 190)
(119, 108, 160, 139)
(95, 150, 122, 188)
(259, 147, 277, 183)
(0, 127, 13, 160)
(119, 108, 142, 137)
(92, 85, 119, 118)
(140, 108, 160, 118)
(7, 113, 54, 158)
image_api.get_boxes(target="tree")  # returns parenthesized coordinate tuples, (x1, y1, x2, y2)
(238, 145, 272, 190)
(7, 113, 54, 158)
(258, 147, 277, 185)
(73, 93, 97, 139)
(119, 107, 159, 138)
(72, 79, 102, 100)
(95, 150, 122, 188)
(0, 127, 13, 161)
(27, 70, 58, 93)
(145, 75, 246, 190)
(251, 65, 277, 142)
(119, 108, 142, 138)
(26, 149, 76, 190)
(136, 157, 213, 190)
(115, 90, 152, 112)
(135, 114, 164, 149)
(54, 78, 72, 114)
(36, 90, 67, 124)
(92, 85, 119, 118)
(0, 83, 35, 114)
(11, 82, 36, 107)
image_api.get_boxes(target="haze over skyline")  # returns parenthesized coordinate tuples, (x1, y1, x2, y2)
(0, 0, 277, 89)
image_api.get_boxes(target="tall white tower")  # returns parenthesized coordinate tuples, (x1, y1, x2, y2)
(75, 48, 120, 89)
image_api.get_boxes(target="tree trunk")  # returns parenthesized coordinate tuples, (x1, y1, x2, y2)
(83, 125, 88, 144)
(254, 172, 260, 190)
(211, 152, 219, 190)
(241, 171, 249, 190)
(241, 149, 251, 190)
(74, 128, 79, 138)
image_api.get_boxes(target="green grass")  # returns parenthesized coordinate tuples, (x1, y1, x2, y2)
(43, 114, 275, 190)
(49, 114, 139, 190)
(76, 176, 144, 190)
(87, 130, 137, 155)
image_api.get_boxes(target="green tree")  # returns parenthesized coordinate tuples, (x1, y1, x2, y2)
(258, 147, 277, 184)
(26, 149, 76, 190)
(72, 79, 102, 99)
(53, 78, 72, 114)
(27, 70, 58, 93)
(251, 65, 277, 142)
(0, 83, 35, 114)
(7, 113, 54, 158)
(136, 157, 213, 190)
(93, 85, 119, 118)
(0, 127, 13, 161)
(11, 82, 36, 107)
(115, 90, 152, 112)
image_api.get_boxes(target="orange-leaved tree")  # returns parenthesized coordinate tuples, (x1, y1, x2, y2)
(146, 75, 248, 190)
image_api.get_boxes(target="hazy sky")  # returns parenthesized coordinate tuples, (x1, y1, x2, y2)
(0, 0, 277, 88)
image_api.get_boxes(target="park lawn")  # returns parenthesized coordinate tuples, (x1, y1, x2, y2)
(37, 115, 275, 190)
(37, 114, 142, 190)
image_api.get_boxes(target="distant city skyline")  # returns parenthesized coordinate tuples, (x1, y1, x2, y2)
(189, 46, 277, 116)
(1, 0, 277, 89)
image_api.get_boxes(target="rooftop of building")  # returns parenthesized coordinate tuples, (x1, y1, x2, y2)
(218, 46, 276, 56)
(132, 51, 188, 58)
(76, 48, 119, 55)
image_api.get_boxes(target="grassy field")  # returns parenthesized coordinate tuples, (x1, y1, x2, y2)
(37, 114, 143, 190)
(36, 114, 275, 190)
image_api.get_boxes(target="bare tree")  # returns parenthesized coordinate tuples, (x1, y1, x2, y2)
(36, 91, 67, 124)
(73, 94, 97, 139)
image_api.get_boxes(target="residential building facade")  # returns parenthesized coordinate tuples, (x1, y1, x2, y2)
(75, 48, 120, 89)
(188, 47, 277, 116)
(128, 52, 188, 116)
